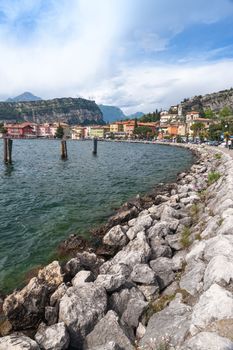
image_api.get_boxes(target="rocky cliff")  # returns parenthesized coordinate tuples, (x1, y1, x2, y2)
(180, 87, 233, 114)
(0, 97, 104, 125)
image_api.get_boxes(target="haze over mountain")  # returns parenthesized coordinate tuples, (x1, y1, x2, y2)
(6, 92, 42, 102)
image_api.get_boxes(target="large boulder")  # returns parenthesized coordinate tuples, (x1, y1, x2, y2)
(0, 334, 40, 350)
(109, 287, 145, 318)
(103, 225, 129, 247)
(50, 283, 68, 307)
(204, 255, 233, 290)
(59, 283, 107, 348)
(3, 277, 48, 330)
(179, 260, 206, 296)
(72, 270, 94, 287)
(147, 222, 169, 239)
(130, 264, 156, 285)
(3, 261, 63, 330)
(84, 311, 134, 350)
(99, 233, 151, 274)
(121, 298, 148, 329)
(139, 294, 192, 348)
(191, 284, 233, 331)
(150, 257, 175, 290)
(95, 273, 126, 292)
(35, 322, 69, 350)
(182, 332, 233, 350)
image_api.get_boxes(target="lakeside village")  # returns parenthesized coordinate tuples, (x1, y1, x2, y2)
(0, 104, 233, 147)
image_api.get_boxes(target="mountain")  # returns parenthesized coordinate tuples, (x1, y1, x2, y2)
(99, 105, 125, 122)
(128, 112, 144, 119)
(99, 104, 144, 122)
(180, 87, 233, 115)
(6, 92, 42, 102)
(0, 97, 103, 125)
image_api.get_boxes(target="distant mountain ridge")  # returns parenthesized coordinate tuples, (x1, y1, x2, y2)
(6, 92, 42, 102)
(99, 104, 144, 122)
(0, 97, 103, 125)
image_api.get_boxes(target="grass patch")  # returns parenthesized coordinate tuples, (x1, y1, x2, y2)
(195, 233, 202, 241)
(189, 203, 200, 223)
(144, 294, 175, 324)
(180, 226, 191, 247)
(198, 190, 208, 203)
(214, 153, 222, 160)
(208, 171, 221, 185)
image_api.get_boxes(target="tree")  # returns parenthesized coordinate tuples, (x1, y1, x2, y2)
(204, 108, 214, 119)
(219, 107, 232, 118)
(0, 123, 7, 135)
(133, 126, 154, 139)
(190, 122, 205, 140)
(55, 124, 64, 139)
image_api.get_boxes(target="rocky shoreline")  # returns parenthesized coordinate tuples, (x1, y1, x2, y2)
(1, 143, 233, 350)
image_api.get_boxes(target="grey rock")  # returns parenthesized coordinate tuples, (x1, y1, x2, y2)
(204, 255, 233, 290)
(147, 221, 169, 239)
(191, 283, 233, 330)
(179, 260, 205, 296)
(139, 294, 192, 348)
(204, 235, 233, 262)
(138, 284, 159, 301)
(103, 225, 128, 247)
(150, 237, 173, 259)
(87, 342, 121, 350)
(0, 334, 40, 350)
(166, 233, 182, 251)
(35, 322, 69, 350)
(130, 264, 156, 285)
(172, 251, 187, 271)
(136, 322, 146, 340)
(84, 311, 134, 350)
(201, 216, 220, 239)
(50, 283, 68, 307)
(150, 257, 175, 290)
(182, 331, 233, 350)
(64, 258, 81, 278)
(99, 233, 151, 274)
(217, 216, 233, 235)
(95, 273, 126, 292)
(72, 270, 94, 287)
(59, 283, 107, 348)
(121, 298, 148, 328)
(162, 281, 179, 296)
(45, 306, 58, 326)
(109, 287, 145, 317)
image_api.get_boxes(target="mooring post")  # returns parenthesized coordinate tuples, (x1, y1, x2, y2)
(3, 138, 7, 163)
(7, 139, 13, 164)
(61, 140, 68, 160)
(93, 137, 98, 155)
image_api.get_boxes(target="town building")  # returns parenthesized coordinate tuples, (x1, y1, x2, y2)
(6, 123, 35, 138)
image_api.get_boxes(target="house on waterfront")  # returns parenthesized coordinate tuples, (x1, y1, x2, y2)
(88, 125, 110, 138)
(6, 122, 35, 138)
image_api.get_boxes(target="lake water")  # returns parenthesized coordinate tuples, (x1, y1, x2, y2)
(0, 140, 194, 293)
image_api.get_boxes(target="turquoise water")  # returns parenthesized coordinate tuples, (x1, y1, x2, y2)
(0, 140, 193, 293)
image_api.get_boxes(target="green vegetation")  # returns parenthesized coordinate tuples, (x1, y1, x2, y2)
(133, 125, 156, 139)
(55, 125, 64, 139)
(190, 203, 200, 223)
(208, 171, 221, 185)
(180, 226, 191, 247)
(214, 153, 222, 160)
(139, 110, 160, 122)
(190, 122, 205, 140)
(0, 123, 7, 134)
(204, 108, 215, 118)
(219, 106, 232, 118)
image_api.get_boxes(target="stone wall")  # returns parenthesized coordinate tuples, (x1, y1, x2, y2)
(0, 144, 233, 350)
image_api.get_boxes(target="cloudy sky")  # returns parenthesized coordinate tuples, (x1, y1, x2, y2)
(1, 0, 233, 113)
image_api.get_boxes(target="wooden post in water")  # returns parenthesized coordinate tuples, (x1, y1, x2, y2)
(3, 138, 13, 164)
(93, 137, 98, 155)
(61, 140, 68, 160)
(7, 139, 13, 164)
(3, 138, 7, 163)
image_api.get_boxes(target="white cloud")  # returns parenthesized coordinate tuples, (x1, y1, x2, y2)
(84, 59, 233, 114)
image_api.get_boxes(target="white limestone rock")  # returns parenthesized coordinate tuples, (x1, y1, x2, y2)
(182, 331, 233, 350)
(179, 260, 205, 296)
(72, 270, 94, 287)
(35, 322, 69, 350)
(0, 334, 40, 350)
(103, 225, 129, 247)
(204, 255, 233, 290)
(191, 284, 233, 330)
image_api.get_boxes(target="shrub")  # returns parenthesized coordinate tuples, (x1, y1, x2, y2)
(207, 171, 221, 185)
(214, 153, 222, 160)
(180, 227, 191, 247)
